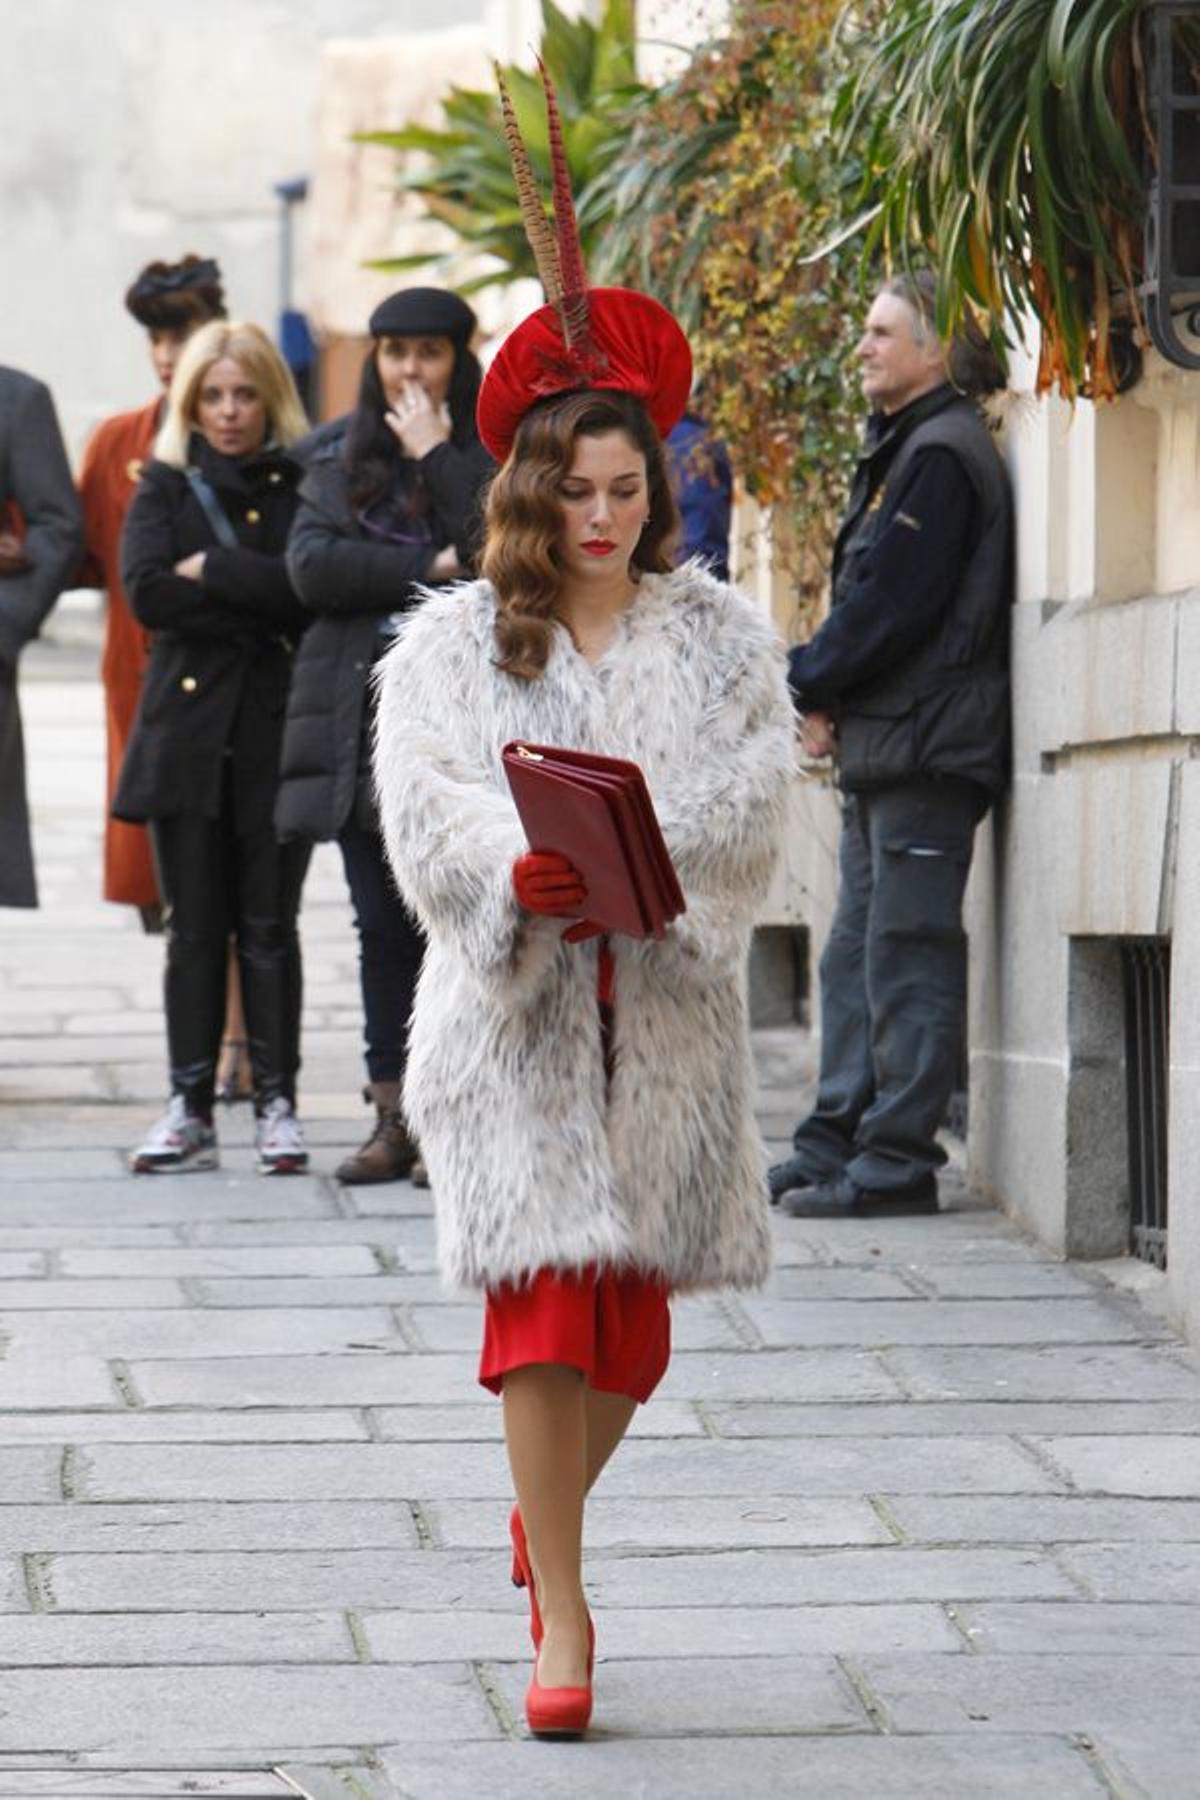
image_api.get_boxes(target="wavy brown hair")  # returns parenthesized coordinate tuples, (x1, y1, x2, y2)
(483, 389, 680, 681)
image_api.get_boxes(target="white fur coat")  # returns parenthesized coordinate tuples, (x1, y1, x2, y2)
(372, 564, 795, 1292)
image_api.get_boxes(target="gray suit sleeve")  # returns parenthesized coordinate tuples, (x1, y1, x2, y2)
(0, 377, 84, 665)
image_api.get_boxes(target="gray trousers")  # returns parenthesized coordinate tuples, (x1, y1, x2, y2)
(791, 782, 983, 1192)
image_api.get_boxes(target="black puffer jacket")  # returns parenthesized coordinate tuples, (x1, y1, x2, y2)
(113, 435, 306, 828)
(275, 422, 493, 841)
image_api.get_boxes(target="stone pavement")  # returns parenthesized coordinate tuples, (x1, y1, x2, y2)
(2, 626, 1200, 1798)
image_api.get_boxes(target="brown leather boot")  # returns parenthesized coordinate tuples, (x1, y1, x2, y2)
(334, 1081, 421, 1185)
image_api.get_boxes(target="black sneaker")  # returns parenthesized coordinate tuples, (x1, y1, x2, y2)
(767, 1152, 829, 1205)
(781, 1172, 939, 1219)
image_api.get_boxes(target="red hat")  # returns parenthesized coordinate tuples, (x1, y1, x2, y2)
(476, 62, 693, 464)
(477, 287, 692, 463)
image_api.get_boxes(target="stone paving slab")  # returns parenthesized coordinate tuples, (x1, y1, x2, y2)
(580, 1547, 1077, 1606)
(1032, 1432, 1200, 1495)
(187, 1222, 436, 1250)
(0, 1778, 292, 1797)
(0, 1184, 339, 1224)
(126, 1354, 484, 1408)
(0, 1280, 187, 1308)
(854, 1650, 1200, 1735)
(0, 1556, 31, 1612)
(954, 1598, 1200, 1654)
(4, 1309, 401, 1360)
(0, 1250, 47, 1275)
(659, 1348, 906, 1402)
(0, 1227, 188, 1250)
(736, 1294, 1163, 1346)
(0, 1410, 371, 1444)
(758, 1265, 919, 1299)
(41, 1550, 500, 1613)
(0, 1446, 66, 1502)
(704, 1398, 1200, 1437)
(194, 1279, 460, 1309)
(0, 1664, 498, 1754)
(891, 1260, 1106, 1299)
(1057, 1542, 1200, 1601)
(0, 1357, 118, 1409)
(0, 1502, 421, 1554)
(1093, 1733, 1200, 1800)
(880, 1342, 1199, 1401)
(428, 1494, 892, 1550)
(376, 1736, 1108, 1800)
(0, 1611, 356, 1665)
(883, 1494, 1200, 1543)
(361, 1599, 962, 1660)
(489, 1651, 868, 1737)
(59, 1247, 383, 1277)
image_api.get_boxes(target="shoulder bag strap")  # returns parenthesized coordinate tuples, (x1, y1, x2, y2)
(184, 466, 240, 551)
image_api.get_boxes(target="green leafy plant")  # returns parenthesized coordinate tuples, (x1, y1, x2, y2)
(357, 0, 645, 292)
(832, 0, 1192, 400)
(591, 1, 865, 621)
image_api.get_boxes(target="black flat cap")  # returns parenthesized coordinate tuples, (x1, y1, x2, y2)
(368, 288, 477, 343)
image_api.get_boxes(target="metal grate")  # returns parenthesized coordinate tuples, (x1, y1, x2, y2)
(1121, 940, 1171, 1268)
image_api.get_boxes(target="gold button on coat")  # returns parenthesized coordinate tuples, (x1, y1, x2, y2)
(181, 676, 198, 693)
(245, 508, 261, 524)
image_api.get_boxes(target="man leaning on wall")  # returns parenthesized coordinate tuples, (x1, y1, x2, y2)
(771, 270, 1014, 1220)
(0, 366, 83, 907)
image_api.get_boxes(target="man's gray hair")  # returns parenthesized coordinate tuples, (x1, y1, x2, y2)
(881, 270, 1006, 398)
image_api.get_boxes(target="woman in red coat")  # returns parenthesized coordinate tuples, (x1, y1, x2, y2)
(78, 256, 226, 926)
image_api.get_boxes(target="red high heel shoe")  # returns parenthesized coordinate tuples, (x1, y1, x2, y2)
(525, 1664, 593, 1738)
(525, 1618, 597, 1739)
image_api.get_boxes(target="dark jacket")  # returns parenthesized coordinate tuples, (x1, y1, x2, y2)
(112, 435, 307, 827)
(275, 421, 493, 841)
(789, 383, 1013, 798)
(0, 368, 83, 905)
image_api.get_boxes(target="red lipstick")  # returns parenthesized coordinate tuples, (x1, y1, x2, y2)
(582, 539, 616, 556)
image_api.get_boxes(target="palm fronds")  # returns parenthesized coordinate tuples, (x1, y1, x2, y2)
(833, 0, 1156, 399)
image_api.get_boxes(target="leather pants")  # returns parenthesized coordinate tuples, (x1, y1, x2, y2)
(151, 799, 310, 1116)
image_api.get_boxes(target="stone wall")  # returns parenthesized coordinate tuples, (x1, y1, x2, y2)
(969, 344, 1200, 1346)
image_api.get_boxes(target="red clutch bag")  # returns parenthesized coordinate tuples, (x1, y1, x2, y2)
(502, 741, 686, 939)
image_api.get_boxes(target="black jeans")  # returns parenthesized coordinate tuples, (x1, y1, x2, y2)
(337, 815, 424, 1085)
(152, 794, 310, 1117)
(791, 781, 984, 1192)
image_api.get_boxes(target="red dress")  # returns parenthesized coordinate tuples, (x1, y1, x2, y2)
(77, 398, 161, 908)
(478, 941, 673, 1405)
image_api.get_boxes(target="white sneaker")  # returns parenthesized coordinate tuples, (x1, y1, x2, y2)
(130, 1095, 218, 1174)
(255, 1096, 309, 1175)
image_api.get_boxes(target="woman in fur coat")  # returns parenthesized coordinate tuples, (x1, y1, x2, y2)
(375, 306, 794, 1728)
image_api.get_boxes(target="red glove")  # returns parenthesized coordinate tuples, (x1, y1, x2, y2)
(513, 851, 587, 917)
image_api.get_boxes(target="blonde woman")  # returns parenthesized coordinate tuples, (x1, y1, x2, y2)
(114, 322, 312, 1175)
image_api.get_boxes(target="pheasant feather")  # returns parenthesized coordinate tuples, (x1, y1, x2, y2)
(538, 57, 593, 357)
(495, 63, 562, 304)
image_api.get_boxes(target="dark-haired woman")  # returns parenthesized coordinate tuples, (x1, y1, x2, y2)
(373, 304, 794, 1732)
(277, 288, 493, 1186)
